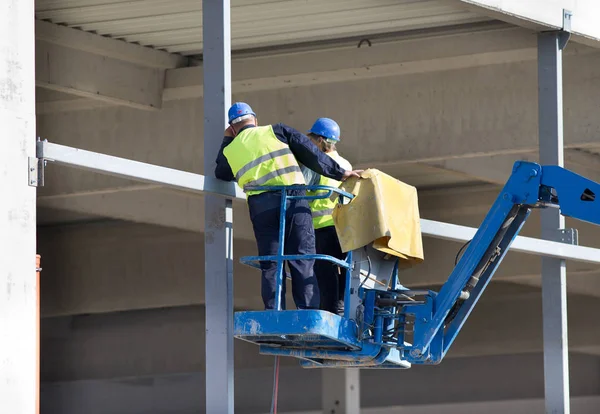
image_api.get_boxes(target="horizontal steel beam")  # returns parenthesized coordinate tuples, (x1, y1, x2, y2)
(421, 220, 600, 265)
(36, 140, 245, 200)
(37, 140, 600, 265)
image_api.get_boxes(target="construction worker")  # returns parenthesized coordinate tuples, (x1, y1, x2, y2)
(214, 103, 363, 311)
(301, 118, 353, 316)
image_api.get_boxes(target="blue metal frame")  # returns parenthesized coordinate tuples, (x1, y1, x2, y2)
(239, 184, 355, 311)
(233, 161, 600, 368)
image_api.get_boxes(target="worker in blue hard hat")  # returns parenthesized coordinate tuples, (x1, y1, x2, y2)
(215, 102, 363, 310)
(301, 118, 354, 316)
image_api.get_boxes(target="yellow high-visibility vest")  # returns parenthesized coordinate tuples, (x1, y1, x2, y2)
(307, 151, 352, 229)
(223, 125, 305, 196)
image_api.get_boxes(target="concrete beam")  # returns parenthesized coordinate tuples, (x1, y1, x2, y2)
(426, 149, 600, 186)
(34, 88, 114, 115)
(36, 46, 600, 189)
(39, 291, 600, 379)
(38, 23, 537, 113)
(35, 20, 188, 70)
(163, 24, 548, 101)
(37, 218, 600, 318)
(36, 98, 113, 115)
(36, 39, 165, 110)
(450, 289, 600, 358)
(35, 99, 206, 198)
(38, 384, 600, 414)
(38, 345, 600, 412)
(35, 22, 523, 112)
(426, 153, 539, 185)
(37, 221, 262, 317)
(38, 350, 600, 413)
(33, 21, 194, 111)
(37, 187, 254, 240)
(565, 148, 600, 172)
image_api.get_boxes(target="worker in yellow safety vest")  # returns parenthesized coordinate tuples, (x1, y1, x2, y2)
(302, 118, 354, 316)
(215, 103, 363, 310)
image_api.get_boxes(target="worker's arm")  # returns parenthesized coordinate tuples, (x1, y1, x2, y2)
(214, 136, 235, 181)
(300, 164, 321, 186)
(272, 123, 346, 181)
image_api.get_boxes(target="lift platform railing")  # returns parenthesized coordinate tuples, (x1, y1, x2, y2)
(239, 184, 355, 313)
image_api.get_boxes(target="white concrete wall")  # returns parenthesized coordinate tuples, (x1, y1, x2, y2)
(1, 1, 38, 413)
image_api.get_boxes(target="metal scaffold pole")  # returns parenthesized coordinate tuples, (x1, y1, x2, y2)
(0, 0, 38, 413)
(537, 10, 572, 414)
(203, 0, 234, 412)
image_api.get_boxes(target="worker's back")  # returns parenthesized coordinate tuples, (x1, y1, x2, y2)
(223, 125, 305, 195)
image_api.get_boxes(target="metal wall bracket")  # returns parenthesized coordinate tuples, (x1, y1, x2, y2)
(28, 157, 45, 187)
(554, 228, 578, 245)
(559, 9, 572, 50)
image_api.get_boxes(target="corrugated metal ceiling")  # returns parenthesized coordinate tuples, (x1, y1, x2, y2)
(35, 0, 491, 55)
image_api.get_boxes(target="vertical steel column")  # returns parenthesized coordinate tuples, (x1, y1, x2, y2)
(538, 12, 571, 414)
(322, 369, 360, 414)
(0, 0, 37, 413)
(203, 0, 234, 412)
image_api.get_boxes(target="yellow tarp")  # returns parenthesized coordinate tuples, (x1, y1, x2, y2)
(332, 168, 424, 267)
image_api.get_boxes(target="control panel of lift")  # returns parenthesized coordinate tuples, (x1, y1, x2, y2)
(234, 161, 600, 369)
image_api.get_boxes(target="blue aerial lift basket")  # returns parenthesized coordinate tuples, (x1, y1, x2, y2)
(234, 161, 600, 368)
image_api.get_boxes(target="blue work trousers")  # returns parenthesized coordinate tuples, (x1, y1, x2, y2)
(248, 190, 320, 310)
(314, 225, 346, 315)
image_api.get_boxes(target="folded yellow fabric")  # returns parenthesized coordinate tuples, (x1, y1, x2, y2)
(332, 169, 424, 267)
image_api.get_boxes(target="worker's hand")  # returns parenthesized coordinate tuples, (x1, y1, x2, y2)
(224, 126, 235, 137)
(342, 169, 364, 181)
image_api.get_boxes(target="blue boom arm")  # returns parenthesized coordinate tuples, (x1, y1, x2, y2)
(403, 161, 600, 364)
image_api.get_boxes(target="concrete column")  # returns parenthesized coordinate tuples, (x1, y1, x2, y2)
(0, 1, 38, 413)
(322, 369, 360, 414)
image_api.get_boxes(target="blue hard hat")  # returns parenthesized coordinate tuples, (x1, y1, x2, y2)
(228, 102, 256, 124)
(307, 118, 341, 141)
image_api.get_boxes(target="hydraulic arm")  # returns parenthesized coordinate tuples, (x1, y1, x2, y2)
(234, 161, 600, 368)
(400, 161, 600, 364)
